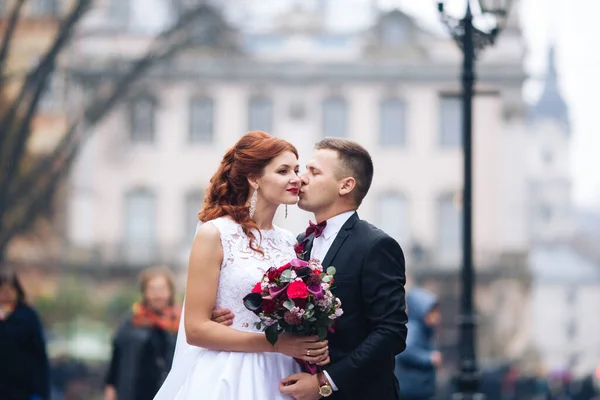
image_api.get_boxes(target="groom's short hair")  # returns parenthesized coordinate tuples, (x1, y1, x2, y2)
(315, 137, 373, 207)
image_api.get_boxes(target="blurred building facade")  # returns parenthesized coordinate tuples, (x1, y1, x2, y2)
(524, 47, 600, 376)
(60, 0, 587, 371)
(65, 2, 528, 267)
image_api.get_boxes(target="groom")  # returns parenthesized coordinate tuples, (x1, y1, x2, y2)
(213, 138, 408, 400)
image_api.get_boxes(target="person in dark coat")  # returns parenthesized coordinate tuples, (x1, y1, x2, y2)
(394, 287, 441, 400)
(0, 268, 50, 400)
(104, 266, 181, 400)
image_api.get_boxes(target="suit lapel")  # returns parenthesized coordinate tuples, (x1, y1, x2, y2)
(303, 235, 315, 262)
(321, 212, 359, 268)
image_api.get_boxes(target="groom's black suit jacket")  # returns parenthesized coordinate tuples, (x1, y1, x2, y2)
(297, 212, 408, 400)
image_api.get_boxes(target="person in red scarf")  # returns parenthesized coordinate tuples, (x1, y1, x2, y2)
(104, 266, 181, 400)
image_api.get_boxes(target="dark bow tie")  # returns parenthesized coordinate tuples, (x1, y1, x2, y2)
(305, 220, 327, 238)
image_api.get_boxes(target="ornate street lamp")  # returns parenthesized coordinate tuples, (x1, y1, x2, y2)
(436, 1, 515, 399)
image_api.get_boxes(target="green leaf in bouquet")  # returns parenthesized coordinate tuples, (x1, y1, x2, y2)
(317, 326, 328, 341)
(326, 266, 337, 276)
(265, 323, 280, 346)
(306, 303, 314, 311)
(254, 322, 262, 330)
(283, 299, 295, 311)
(322, 275, 332, 283)
(280, 270, 293, 283)
(304, 310, 315, 319)
(308, 317, 317, 322)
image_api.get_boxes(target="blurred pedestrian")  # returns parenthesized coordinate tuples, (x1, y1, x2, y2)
(0, 268, 50, 400)
(394, 287, 441, 400)
(104, 266, 181, 400)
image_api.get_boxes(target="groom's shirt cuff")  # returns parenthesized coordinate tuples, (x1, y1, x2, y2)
(323, 371, 338, 391)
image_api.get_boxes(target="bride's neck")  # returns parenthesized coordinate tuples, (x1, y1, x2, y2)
(252, 203, 278, 230)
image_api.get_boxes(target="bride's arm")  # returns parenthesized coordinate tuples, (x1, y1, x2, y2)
(184, 223, 273, 352)
(184, 223, 328, 361)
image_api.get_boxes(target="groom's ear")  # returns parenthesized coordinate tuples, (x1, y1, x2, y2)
(338, 177, 356, 196)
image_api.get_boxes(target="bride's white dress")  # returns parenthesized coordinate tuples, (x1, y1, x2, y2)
(154, 217, 301, 400)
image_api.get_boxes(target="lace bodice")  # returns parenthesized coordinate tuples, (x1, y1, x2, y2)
(205, 217, 297, 332)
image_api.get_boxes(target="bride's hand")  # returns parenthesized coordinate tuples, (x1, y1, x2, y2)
(274, 333, 328, 363)
(316, 349, 330, 366)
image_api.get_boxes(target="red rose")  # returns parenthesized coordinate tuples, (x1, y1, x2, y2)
(267, 267, 279, 281)
(251, 282, 262, 293)
(294, 241, 306, 255)
(306, 274, 321, 287)
(277, 263, 292, 274)
(294, 298, 307, 309)
(313, 269, 321, 275)
(287, 281, 309, 299)
(262, 300, 277, 313)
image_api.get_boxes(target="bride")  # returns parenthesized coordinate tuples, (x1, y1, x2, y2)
(154, 131, 329, 400)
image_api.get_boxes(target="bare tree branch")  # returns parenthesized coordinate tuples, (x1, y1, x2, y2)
(0, 3, 230, 261)
(0, 0, 91, 144)
(0, 0, 27, 81)
(0, 0, 91, 238)
(9, 34, 198, 212)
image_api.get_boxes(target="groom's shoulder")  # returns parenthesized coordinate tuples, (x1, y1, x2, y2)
(354, 219, 399, 247)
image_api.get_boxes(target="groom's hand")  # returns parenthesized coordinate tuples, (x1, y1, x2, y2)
(279, 373, 320, 400)
(274, 333, 329, 363)
(211, 308, 234, 326)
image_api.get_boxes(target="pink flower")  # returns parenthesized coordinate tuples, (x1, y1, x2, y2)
(284, 311, 303, 325)
(307, 284, 324, 300)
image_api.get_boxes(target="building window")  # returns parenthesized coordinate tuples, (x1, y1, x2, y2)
(189, 96, 214, 143)
(540, 204, 553, 222)
(248, 95, 273, 133)
(108, 0, 130, 26)
(382, 19, 407, 46)
(289, 100, 306, 120)
(322, 96, 347, 138)
(439, 95, 462, 148)
(543, 150, 553, 166)
(437, 193, 462, 266)
(30, 0, 58, 16)
(376, 193, 409, 246)
(380, 98, 406, 146)
(39, 72, 63, 112)
(566, 287, 577, 305)
(129, 95, 156, 143)
(184, 190, 204, 239)
(123, 188, 156, 264)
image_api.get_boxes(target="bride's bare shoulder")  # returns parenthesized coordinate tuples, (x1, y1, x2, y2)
(194, 221, 221, 242)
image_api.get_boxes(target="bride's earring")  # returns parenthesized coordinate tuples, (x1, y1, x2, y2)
(249, 188, 258, 219)
(285, 205, 288, 219)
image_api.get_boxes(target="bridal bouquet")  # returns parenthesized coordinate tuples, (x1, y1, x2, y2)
(243, 258, 343, 346)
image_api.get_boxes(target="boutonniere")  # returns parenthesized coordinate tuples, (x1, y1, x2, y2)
(294, 240, 307, 258)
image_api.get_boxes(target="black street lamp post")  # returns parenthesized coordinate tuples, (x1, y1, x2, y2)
(436, 1, 515, 399)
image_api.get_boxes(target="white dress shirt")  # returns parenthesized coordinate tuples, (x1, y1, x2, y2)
(309, 210, 355, 391)
(310, 211, 355, 265)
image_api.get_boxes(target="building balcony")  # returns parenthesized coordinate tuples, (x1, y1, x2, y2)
(60, 241, 190, 272)
(407, 243, 530, 281)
